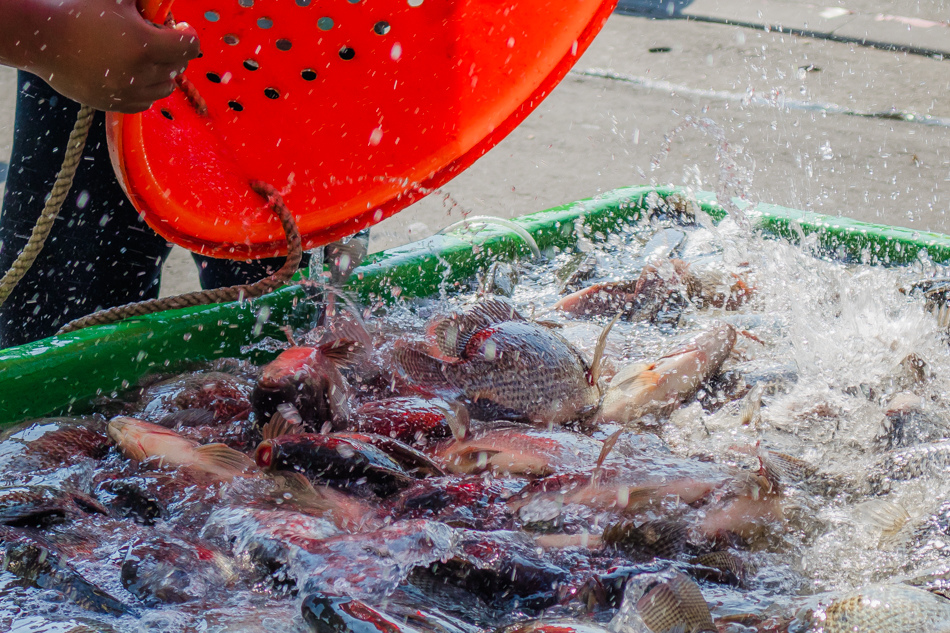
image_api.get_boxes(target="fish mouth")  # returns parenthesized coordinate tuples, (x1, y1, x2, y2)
(255, 440, 274, 469)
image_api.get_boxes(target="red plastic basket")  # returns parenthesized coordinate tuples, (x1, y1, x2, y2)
(107, 0, 618, 259)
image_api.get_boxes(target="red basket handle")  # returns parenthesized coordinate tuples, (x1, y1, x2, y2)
(138, 0, 175, 24)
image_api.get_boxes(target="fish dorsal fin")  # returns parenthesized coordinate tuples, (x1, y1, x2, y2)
(157, 408, 216, 429)
(636, 582, 684, 633)
(431, 298, 525, 357)
(855, 498, 911, 540)
(590, 314, 621, 386)
(262, 405, 305, 441)
(637, 573, 714, 633)
(192, 443, 258, 477)
(393, 345, 461, 397)
(668, 572, 716, 632)
(318, 339, 365, 369)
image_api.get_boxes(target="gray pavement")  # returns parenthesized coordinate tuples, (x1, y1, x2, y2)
(1, 7, 948, 297)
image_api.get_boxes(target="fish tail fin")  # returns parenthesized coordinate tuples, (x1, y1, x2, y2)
(394, 345, 460, 396)
(193, 443, 258, 476)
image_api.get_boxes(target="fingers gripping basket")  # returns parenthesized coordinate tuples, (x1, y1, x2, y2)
(107, 0, 619, 259)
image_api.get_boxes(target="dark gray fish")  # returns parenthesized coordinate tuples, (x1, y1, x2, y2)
(0, 525, 133, 615)
(602, 518, 688, 560)
(869, 440, 950, 492)
(396, 299, 600, 425)
(0, 485, 108, 528)
(252, 341, 361, 431)
(255, 433, 415, 496)
(302, 592, 421, 633)
(121, 534, 239, 605)
(334, 431, 446, 477)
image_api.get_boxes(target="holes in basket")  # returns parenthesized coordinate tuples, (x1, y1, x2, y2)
(264, 87, 281, 99)
(228, 101, 244, 111)
(238, 0, 254, 6)
(339, 46, 356, 60)
(257, 16, 274, 29)
(223, 34, 240, 45)
(318, 17, 334, 30)
(244, 59, 260, 71)
(276, 39, 293, 51)
(407, 0, 423, 6)
(206, 72, 222, 83)
(161, 109, 174, 120)
(373, 21, 391, 35)
(301, 69, 317, 81)
(295, 0, 311, 5)
(204, 10, 220, 21)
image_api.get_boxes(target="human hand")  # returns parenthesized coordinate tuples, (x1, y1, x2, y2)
(1, 0, 201, 112)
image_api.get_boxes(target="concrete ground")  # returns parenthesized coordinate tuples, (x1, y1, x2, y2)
(1, 2, 948, 297)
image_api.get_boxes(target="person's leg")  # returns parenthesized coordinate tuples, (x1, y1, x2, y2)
(0, 72, 172, 348)
(192, 254, 310, 289)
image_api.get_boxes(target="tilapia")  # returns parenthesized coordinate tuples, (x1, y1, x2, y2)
(0, 525, 132, 615)
(395, 299, 601, 425)
(254, 433, 416, 496)
(802, 583, 950, 633)
(353, 397, 468, 447)
(598, 322, 737, 426)
(0, 485, 108, 528)
(136, 371, 254, 423)
(437, 425, 604, 477)
(108, 416, 257, 481)
(0, 416, 111, 474)
(252, 340, 362, 431)
(302, 593, 421, 633)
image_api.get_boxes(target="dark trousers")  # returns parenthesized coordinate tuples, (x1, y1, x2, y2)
(0, 72, 306, 349)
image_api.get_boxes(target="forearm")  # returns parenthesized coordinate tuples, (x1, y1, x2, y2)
(0, 0, 62, 75)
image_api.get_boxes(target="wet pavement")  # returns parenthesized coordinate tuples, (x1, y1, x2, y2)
(0, 2, 947, 296)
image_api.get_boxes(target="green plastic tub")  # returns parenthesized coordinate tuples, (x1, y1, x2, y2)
(2, 185, 949, 425)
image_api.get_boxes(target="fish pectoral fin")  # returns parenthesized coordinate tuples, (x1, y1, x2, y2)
(636, 572, 714, 633)
(193, 443, 258, 475)
(262, 406, 305, 441)
(393, 345, 461, 396)
(318, 338, 365, 369)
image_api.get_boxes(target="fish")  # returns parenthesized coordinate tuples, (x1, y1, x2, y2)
(107, 416, 258, 481)
(251, 340, 362, 431)
(353, 397, 468, 447)
(0, 485, 108, 528)
(254, 433, 416, 496)
(121, 534, 240, 605)
(415, 529, 570, 610)
(497, 619, 612, 633)
(395, 299, 602, 426)
(136, 371, 254, 424)
(868, 440, 950, 493)
(389, 475, 517, 530)
(334, 431, 447, 478)
(302, 592, 420, 633)
(0, 416, 111, 474)
(602, 517, 689, 559)
(437, 425, 604, 477)
(801, 583, 950, 633)
(554, 258, 696, 322)
(0, 525, 133, 615)
(634, 572, 717, 633)
(598, 322, 737, 427)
